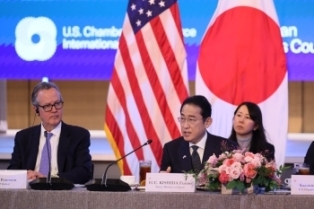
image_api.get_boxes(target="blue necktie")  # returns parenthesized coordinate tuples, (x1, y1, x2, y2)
(39, 132, 53, 176)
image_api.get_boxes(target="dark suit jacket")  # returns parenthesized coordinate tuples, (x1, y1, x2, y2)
(7, 122, 92, 184)
(263, 142, 275, 162)
(304, 141, 314, 175)
(160, 132, 236, 173)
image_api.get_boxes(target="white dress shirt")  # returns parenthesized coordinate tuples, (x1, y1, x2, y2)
(35, 122, 62, 176)
(189, 132, 207, 163)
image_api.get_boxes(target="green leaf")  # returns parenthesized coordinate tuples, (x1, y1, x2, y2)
(252, 178, 259, 185)
(226, 181, 237, 189)
(236, 182, 245, 192)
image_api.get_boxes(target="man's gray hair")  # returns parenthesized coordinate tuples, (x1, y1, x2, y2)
(31, 82, 63, 106)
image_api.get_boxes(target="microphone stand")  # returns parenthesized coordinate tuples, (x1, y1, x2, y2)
(86, 139, 153, 192)
(29, 131, 74, 190)
(102, 140, 152, 186)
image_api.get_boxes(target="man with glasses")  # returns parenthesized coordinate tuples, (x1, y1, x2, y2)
(8, 82, 92, 184)
(160, 95, 236, 174)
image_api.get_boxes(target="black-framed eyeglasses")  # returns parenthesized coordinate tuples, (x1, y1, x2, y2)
(37, 101, 64, 112)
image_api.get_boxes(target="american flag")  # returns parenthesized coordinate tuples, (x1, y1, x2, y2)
(105, 0, 189, 176)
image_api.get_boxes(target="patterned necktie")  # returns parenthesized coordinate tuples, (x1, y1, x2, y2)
(39, 132, 53, 176)
(191, 145, 202, 173)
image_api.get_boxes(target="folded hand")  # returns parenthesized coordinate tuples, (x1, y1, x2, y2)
(27, 170, 45, 180)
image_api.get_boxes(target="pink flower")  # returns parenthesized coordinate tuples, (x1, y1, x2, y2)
(218, 171, 229, 184)
(234, 149, 243, 153)
(197, 172, 208, 185)
(202, 149, 284, 192)
(207, 154, 218, 166)
(226, 162, 243, 180)
(251, 158, 262, 167)
(265, 162, 276, 178)
(267, 161, 277, 168)
(218, 153, 227, 160)
(223, 159, 235, 167)
(232, 153, 243, 162)
(239, 173, 245, 181)
(246, 178, 252, 183)
(243, 163, 258, 179)
(218, 164, 227, 173)
(254, 153, 264, 161)
(244, 152, 255, 162)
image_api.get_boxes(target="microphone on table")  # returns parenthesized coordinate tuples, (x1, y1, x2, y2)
(29, 131, 74, 190)
(85, 139, 153, 192)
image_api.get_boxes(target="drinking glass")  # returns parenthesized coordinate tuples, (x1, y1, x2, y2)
(139, 160, 151, 185)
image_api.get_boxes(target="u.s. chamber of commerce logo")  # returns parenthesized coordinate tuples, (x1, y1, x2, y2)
(15, 17, 57, 61)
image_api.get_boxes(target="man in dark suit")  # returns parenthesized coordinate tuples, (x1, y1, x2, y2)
(160, 95, 236, 173)
(304, 141, 314, 175)
(8, 82, 92, 184)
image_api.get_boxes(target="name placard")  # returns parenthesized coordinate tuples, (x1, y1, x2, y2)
(0, 170, 27, 189)
(145, 173, 195, 193)
(291, 175, 314, 195)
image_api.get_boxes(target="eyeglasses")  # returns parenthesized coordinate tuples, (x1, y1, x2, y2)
(37, 101, 64, 112)
(177, 117, 203, 125)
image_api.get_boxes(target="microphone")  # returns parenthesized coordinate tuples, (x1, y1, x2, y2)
(85, 139, 153, 192)
(29, 131, 74, 190)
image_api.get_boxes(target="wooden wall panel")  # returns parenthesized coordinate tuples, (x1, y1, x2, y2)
(303, 82, 314, 132)
(5, 80, 314, 133)
(189, 81, 195, 96)
(7, 81, 31, 129)
(288, 82, 303, 133)
(57, 81, 109, 130)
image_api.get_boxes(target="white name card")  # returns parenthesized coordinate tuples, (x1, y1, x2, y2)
(145, 173, 195, 193)
(0, 170, 27, 189)
(291, 175, 314, 195)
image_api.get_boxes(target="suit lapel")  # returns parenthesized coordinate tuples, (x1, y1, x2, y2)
(26, 126, 41, 169)
(178, 139, 192, 172)
(57, 122, 71, 172)
(202, 132, 214, 169)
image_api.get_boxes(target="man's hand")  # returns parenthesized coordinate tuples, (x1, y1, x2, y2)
(160, 166, 171, 173)
(27, 170, 45, 180)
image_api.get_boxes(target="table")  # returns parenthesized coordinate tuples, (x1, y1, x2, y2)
(1, 188, 314, 209)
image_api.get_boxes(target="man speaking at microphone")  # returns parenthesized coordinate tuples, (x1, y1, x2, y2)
(160, 95, 236, 174)
(8, 82, 92, 184)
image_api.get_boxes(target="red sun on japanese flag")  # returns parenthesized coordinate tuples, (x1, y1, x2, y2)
(198, 6, 286, 105)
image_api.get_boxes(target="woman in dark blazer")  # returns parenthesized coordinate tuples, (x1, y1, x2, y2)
(228, 102, 275, 161)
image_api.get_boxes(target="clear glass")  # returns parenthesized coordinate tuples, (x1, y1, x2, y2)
(299, 163, 310, 175)
(139, 160, 151, 185)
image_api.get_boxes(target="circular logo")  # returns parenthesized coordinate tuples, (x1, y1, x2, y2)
(15, 17, 57, 61)
(198, 7, 286, 105)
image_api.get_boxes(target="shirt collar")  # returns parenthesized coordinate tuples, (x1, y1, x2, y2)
(189, 131, 207, 149)
(41, 121, 62, 137)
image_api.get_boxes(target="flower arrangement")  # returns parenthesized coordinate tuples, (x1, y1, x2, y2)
(198, 150, 287, 193)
